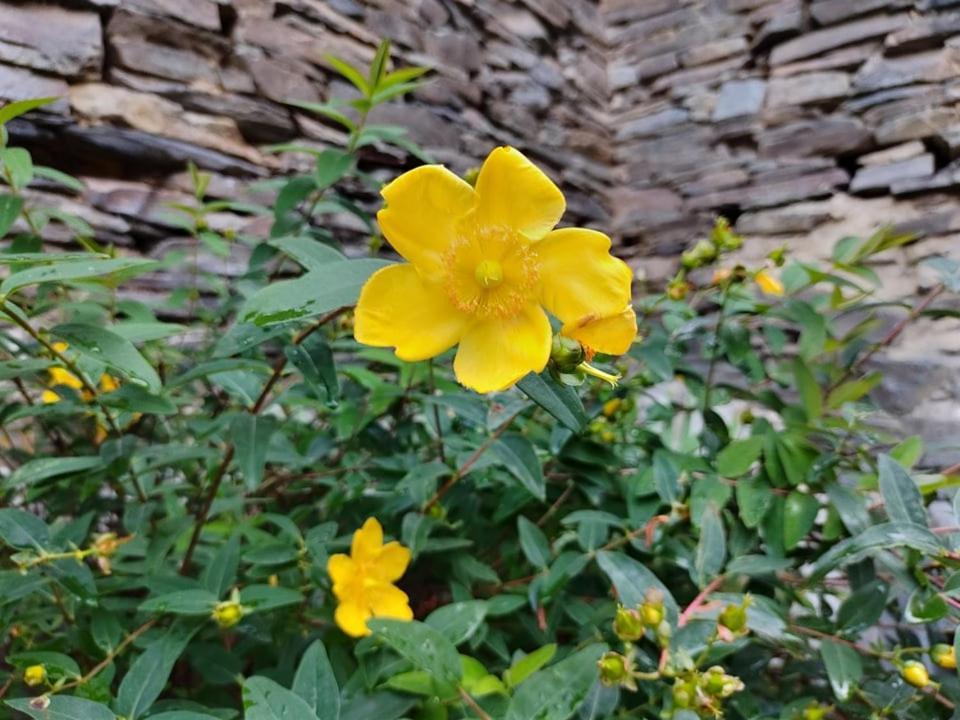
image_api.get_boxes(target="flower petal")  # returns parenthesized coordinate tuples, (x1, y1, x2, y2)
(369, 584, 414, 621)
(454, 304, 551, 393)
(377, 165, 476, 278)
(327, 553, 356, 588)
(562, 306, 638, 356)
(374, 542, 411, 583)
(354, 264, 468, 362)
(473, 147, 565, 241)
(335, 601, 373, 637)
(351, 517, 383, 564)
(537, 228, 633, 323)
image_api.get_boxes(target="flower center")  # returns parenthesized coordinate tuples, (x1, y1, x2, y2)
(474, 260, 503, 288)
(442, 223, 539, 319)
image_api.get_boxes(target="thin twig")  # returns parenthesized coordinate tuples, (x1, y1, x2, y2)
(459, 686, 493, 720)
(422, 409, 523, 512)
(57, 619, 157, 692)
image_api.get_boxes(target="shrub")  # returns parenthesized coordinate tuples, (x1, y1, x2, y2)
(1, 44, 960, 720)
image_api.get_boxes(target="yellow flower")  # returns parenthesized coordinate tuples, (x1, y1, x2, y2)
(327, 517, 413, 637)
(23, 664, 46, 687)
(354, 147, 636, 393)
(754, 269, 784, 296)
(42, 365, 85, 404)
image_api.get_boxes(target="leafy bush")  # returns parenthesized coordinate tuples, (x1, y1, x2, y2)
(1, 43, 960, 720)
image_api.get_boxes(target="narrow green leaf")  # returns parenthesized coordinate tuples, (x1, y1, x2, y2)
(6, 696, 116, 720)
(0, 194, 22, 237)
(292, 640, 340, 720)
(596, 551, 678, 623)
(516, 372, 586, 431)
(505, 644, 607, 720)
(244, 676, 320, 720)
(716, 436, 764, 477)
(6, 456, 103, 490)
(0, 97, 57, 125)
(116, 622, 198, 719)
(231, 414, 278, 491)
(783, 491, 818, 550)
(425, 600, 488, 646)
(820, 640, 862, 701)
(368, 618, 462, 683)
(201, 534, 240, 598)
(1, 257, 157, 295)
(878, 453, 927, 527)
(694, 505, 726, 587)
(52, 323, 161, 392)
(493, 434, 545, 501)
(139, 589, 219, 615)
(517, 516, 551, 568)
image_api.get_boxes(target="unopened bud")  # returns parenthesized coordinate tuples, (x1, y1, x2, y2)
(672, 681, 695, 709)
(23, 664, 46, 687)
(932, 644, 957, 670)
(613, 606, 645, 642)
(802, 702, 831, 720)
(212, 600, 244, 629)
(711, 217, 743, 251)
(902, 661, 930, 688)
(681, 239, 717, 269)
(550, 335, 585, 373)
(597, 652, 632, 688)
(718, 602, 749, 633)
(666, 277, 690, 301)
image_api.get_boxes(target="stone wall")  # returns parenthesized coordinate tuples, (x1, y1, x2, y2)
(0, 0, 958, 460)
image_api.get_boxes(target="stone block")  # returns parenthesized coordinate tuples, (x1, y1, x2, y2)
(712, 79, 767, 121)
(811, 0, 911, 25)
(854, 49, 960, 93)
(860, 141, 927, 166)
(112, 38, 220, 85)
(0, 65, 70, 113)
(686, 167, 849, 210)
(123, 0, 221, 31)
(885, 12, 960, 55)
(759, 117, 871, 157)
(850, 154, 935, 193)
(770, 13, 909, 65)
(876, 106, 958, 144)
(766, 71, 851, 108)
(0, 4, 102, 78)
(737, 202, 834, 234)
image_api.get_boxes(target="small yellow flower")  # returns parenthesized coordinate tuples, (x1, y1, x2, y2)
(23, 664, 46, 687)
(354, 147, 636, 393)
(754, 269, 784, 296)
(42, 365, 84, 404)
(327, 517, 413, 637)
(212, 600, 244, 629)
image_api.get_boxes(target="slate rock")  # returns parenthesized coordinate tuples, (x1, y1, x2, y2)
(759, 117, 871, 157)
(766, 71, 851, 108)
(0, 4, 102, 78)
(811, 0, 911, 25)
(854, 48, 960, 93)
(686, 167, 849, 210)
(770, 13, 909, 65)
(885, 13, 960, 55)
(712, 79, 767, 121)
(0, 65, 70, 114)
(859, 141, 927, 166)
(616, 108, 690, 140)
(876, 106, 958, 144)
(850, 154, 935, 193)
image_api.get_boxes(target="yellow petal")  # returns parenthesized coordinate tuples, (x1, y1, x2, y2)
(473, 147, 565, 241)
(537, 228, 633, 323)
(562, 306, 638, 356)
(454, 304, 551, 393)
(327, 553, 356, 588)
(377, 165, 476, 278)
(100, 374, 120, 393)
(351, 517, 384, 564)
(41, 390, 61, 404)
(48, 366, 84, 391)
(335, 601, 373, 637)
(354, 264, 468, 362)
(374, 542, 411, 583)
(369, 583, 414, 621)
(755, 269, 784, 296)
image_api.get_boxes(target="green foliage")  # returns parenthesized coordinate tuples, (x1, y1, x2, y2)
(1, 40, 960, 720)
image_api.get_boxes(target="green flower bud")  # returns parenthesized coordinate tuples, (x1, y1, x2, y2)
(718, 603, 748, 633)
(549, 335, 585, 373)
(613, 606, 645, 642)
(597, 652, 632, 688)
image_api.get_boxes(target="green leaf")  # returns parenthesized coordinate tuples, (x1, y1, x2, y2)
(505, 644, 607, 720)
(783, 491, 818, 550)
(820, 640, 862, 701)
(368, 618, 462, 683)
(504, 644, 557, 688)
(808, 523, 943, 582)
(516, 372, 586, 431)
(596, 551, 678, 623)
(231, 414, 278, 490)
(825, 371, 882, 409)
(292, 640, 340, 720)
(139, 589, 219, 615)
(269, 235, 344, 271)
(6, 696, 116, 720)
(149, 713, 220, 720)
(314, 149, 356, 189)
(52, 323, 161, 392)
(239, 584, 303, 612)
(2, 147, 33, 190)
(244, 676, 321, 720)
(694, 505, 726, 587)
(0, 194, 22, 237)
(0, 97, 57, 125)
(726, 555, 792, 575)
(8, 650, 81, 678)
(493, 434, 545, 501)
(837, 581, 888, 633)
(6, 456, 103, 490)
(325, 55, 371, 96)
(116, 622, 198, 720)
(201, 533, 240, 598)
(0, 508, 50, 549)
(33, 165, 84, 193)
(287, 101, 356, 133)
(716, 437, 764, 477)
(1, 257, 157, 295)
(425, 600, 488, 645)
(517, 516, 551, 568)
(890, 436, 924, 469)
(286, 337, 339, 404)
(792, 358, 822, 419)
(241, 259, 389, 326)
(735, 476, 773, 528)
(102, 384, 177, 415)
(368, 39, 392, 90)
(652, 450, 679, 503)
(878, 453, 927, 527)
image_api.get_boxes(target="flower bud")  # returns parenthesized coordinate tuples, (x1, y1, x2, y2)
(704, 666, 726, 695)
(602, 398, 622, 418)
(23, 664, 46, 687)
(902, 661, 930, 688)
(754, 269, 784, 297)
(549, 335, 585, 373)
(212, 600, 244, 629)
(932, 644, 957, 670)
(597, 652, 632, 688)
(672, 680, 695, 709)
(802, 702, 831, 720)
(681, 239, 717, 269)
(666, 277, 690, 301)
(93, 532, 120, 557)
(711, 217, 743, 251)
(613, 606, 645, 642)
(718, 602, 749, 633)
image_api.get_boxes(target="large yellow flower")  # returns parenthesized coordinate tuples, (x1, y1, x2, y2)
(354, 147, 636, 393)
(327, 517, 413, 637)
